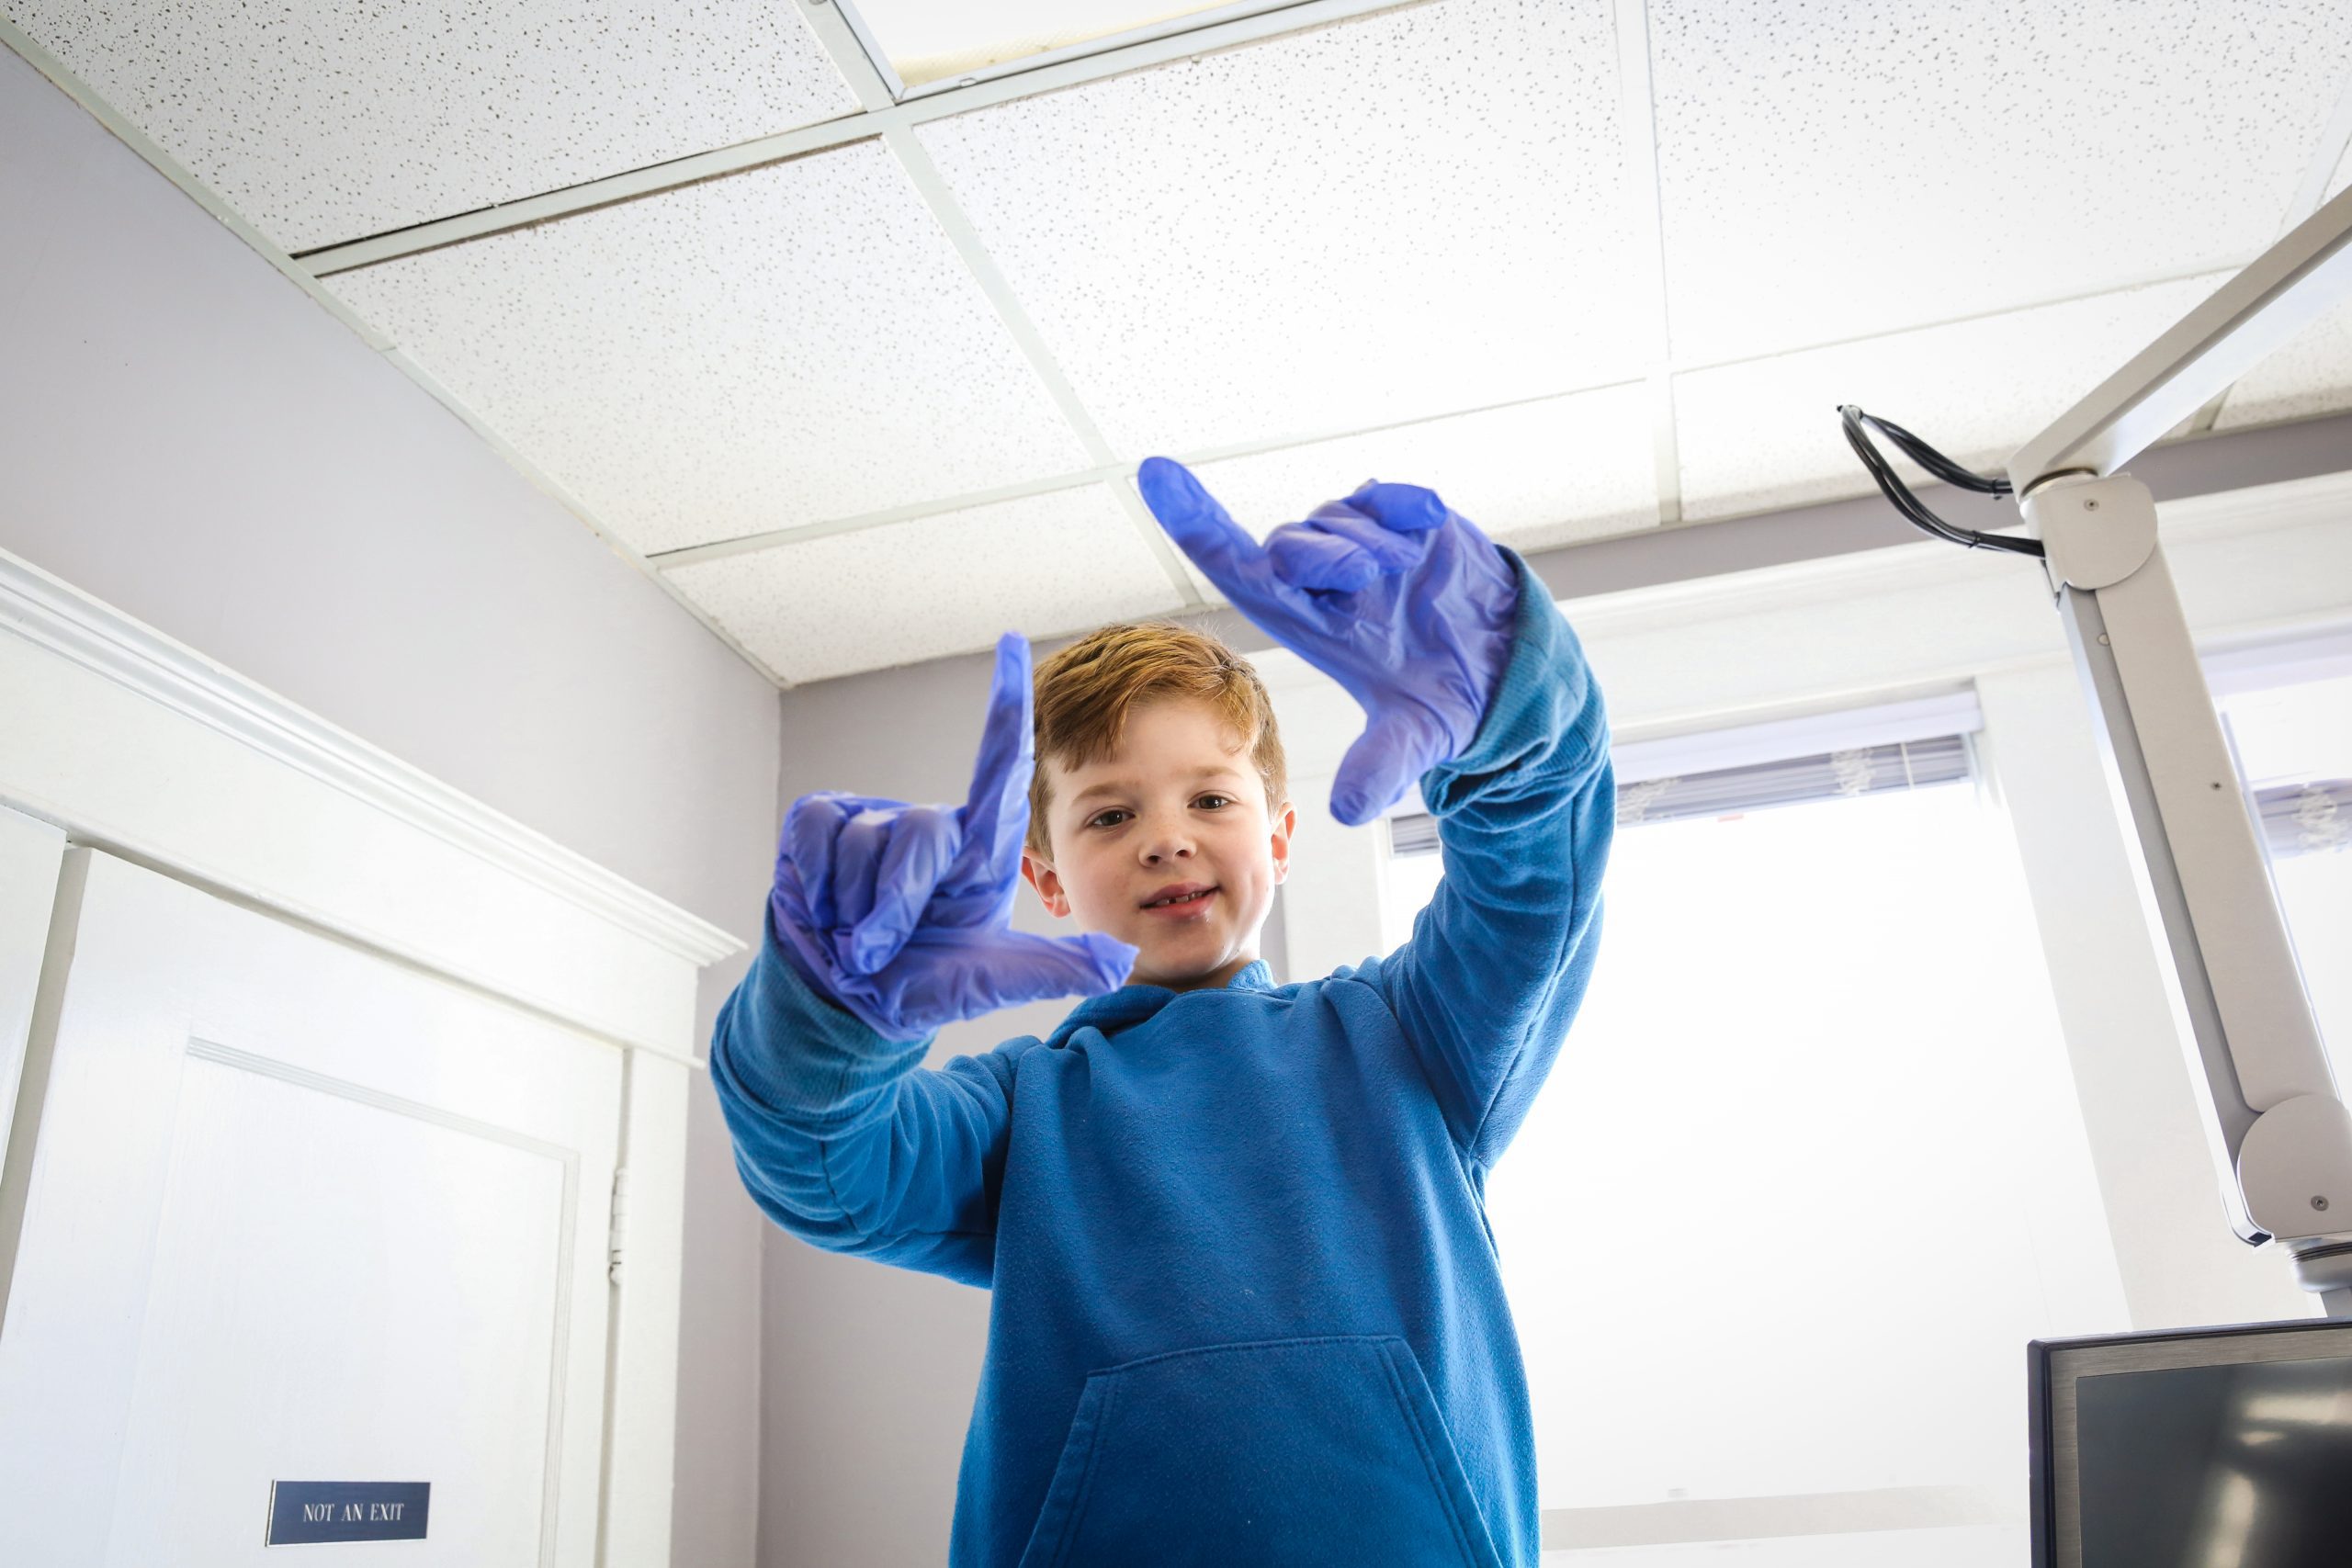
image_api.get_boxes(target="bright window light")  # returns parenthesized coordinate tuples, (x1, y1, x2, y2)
(1385, 756, 2120, 1562)
(851, 0, 1276, 88)
(2217, 669, 2352, 1087)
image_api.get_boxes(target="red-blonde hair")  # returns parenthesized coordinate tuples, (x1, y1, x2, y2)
(1027, 621, 1287, 856)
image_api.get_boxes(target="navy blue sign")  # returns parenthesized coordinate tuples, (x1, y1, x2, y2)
(267, 1482, 430, 1544)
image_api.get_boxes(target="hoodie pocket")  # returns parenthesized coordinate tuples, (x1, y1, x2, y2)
(1014, 1334, 1505, 1568)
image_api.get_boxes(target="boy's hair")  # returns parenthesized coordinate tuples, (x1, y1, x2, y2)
(1027, 621, 1287, 856)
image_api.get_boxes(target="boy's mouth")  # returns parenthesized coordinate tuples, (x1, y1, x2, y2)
(1139, 883, 1217, 916)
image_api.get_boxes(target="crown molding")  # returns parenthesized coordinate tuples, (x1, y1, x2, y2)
(0, 545, 742, 973)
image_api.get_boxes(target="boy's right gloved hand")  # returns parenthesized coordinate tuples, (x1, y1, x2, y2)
(767, 633, 1138, 1042)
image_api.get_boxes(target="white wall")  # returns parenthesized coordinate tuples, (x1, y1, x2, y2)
(0, 46, 775, 1568)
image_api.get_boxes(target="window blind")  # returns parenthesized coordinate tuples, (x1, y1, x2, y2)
(2254, 779, 2351, 860)
(1385, 734, 1973, 858)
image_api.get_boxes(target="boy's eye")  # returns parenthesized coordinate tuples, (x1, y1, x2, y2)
(1084, 797, 1227, 828)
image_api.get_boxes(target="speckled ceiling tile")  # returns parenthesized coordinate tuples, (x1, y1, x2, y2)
(2, 0, 861, 252)
(914, 0, 1648, 457)
(1675, 271, 2233, 523)
(2214, 140, 2352, 426)
(664, 485, 1186, 686)
(1160, 382, 1661, 604)
(325, 142, 1094, 558)
(1649, 0, 2352, 368)
(2213, 295, 2352, 430)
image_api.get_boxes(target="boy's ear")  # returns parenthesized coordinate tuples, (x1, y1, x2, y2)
(1269, 799, 1297, 885)
(1021, 848, 1072, 918)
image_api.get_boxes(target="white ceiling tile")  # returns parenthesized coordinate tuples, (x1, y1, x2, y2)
(666, 486, 1185, 685)
(1164, 386, 1661, 603)
(1674, 273, 2233, 523)
(326, 143, 1093, 558)
(2212, 292, 2352, 431)
(1650, 0, 2352, 367)
(2213, 139, 2352, 426)
(915, 0, 1651, 457)
(4, 0, 860, 252)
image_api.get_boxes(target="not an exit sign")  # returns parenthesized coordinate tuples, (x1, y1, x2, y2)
(267, 1481, 431, 1544)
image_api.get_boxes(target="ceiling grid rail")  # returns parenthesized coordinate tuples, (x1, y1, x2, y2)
(786, 0, 1206, 609)
(648, 378, 1655, 570)
(295, 0, 1423, 277)
(1611, 0, 1681, 530)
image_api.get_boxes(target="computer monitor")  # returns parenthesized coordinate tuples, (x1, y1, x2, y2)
(2030, 1317, 2352, 1568)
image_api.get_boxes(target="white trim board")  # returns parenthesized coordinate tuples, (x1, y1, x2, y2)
(0, 543, 741, 1064)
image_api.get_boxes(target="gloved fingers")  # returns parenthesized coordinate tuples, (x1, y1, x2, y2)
(1344, 479, 1452, 534)
(1136, 457, 1314, 633)
(845, 805, 959, 975)
(1266, 520, 1381, 592)
(878, 928, 1138, 1026)
(1306, 498, 1430, 568)
(827, 807, 896, 948)
(1266, 505, 1425, 592)
(944, 633, 1035, 896)
(1136, 457, 1261, 585)
(783, 792, 855, 931)
(1330, 706, 1449, 828)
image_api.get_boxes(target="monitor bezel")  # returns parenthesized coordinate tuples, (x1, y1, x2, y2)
(2029, 1315, 2352, 1568)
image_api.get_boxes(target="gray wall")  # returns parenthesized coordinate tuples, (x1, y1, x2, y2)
(1, 47, 775, 1568)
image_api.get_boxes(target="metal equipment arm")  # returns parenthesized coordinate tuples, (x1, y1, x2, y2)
(1852, 185, 2352, 1314)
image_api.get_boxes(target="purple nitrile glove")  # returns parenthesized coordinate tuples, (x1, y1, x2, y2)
(1136, 457, 1519, 827)
(768, 633, 1137, 1041)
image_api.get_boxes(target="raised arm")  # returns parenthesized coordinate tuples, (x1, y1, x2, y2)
(1136, 457, 1613, 1165)
(709, 931, 1023, 1286)
(707, 636, 1136, 1286)
(1375, 564, 1613, 1166)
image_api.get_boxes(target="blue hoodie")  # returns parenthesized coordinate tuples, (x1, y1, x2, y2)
(710, 554, 1613, 1567)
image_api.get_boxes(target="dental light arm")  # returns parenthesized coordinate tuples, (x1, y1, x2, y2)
(1843, 184, 2352, 1316)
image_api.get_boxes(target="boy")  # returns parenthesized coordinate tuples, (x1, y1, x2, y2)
(710, 457, 1613, 1566)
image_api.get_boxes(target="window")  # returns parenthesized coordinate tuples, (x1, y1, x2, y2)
(1384, 701, 2121, 1561)
(2211, 650, 2352, 1089)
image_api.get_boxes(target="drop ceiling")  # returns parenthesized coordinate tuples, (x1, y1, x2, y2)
(4, 0, 2348, 685)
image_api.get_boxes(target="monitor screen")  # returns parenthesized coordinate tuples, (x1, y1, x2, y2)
(2033, 1320, 2352, 1568)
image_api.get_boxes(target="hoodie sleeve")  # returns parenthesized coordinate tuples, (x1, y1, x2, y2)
(707, 908, 1028, 1289)
(1370, 547, 1615, 1170)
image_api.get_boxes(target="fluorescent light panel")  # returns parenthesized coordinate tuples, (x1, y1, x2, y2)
(852, 0, 1291, 89)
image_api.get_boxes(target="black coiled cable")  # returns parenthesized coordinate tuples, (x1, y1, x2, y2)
(1838, 405, 2045, 558)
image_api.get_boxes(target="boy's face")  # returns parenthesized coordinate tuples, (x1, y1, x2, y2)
(1021, 696, 1295, 992)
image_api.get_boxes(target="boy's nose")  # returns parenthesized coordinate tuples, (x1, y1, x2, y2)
(1139, 827, 1197, 863)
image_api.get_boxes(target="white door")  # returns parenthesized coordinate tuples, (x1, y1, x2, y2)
(0, 849, 622, 1566)
(0, 802, 66, 1174)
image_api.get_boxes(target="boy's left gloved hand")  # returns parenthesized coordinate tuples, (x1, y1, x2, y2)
(1136, 456, 1519, 827)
